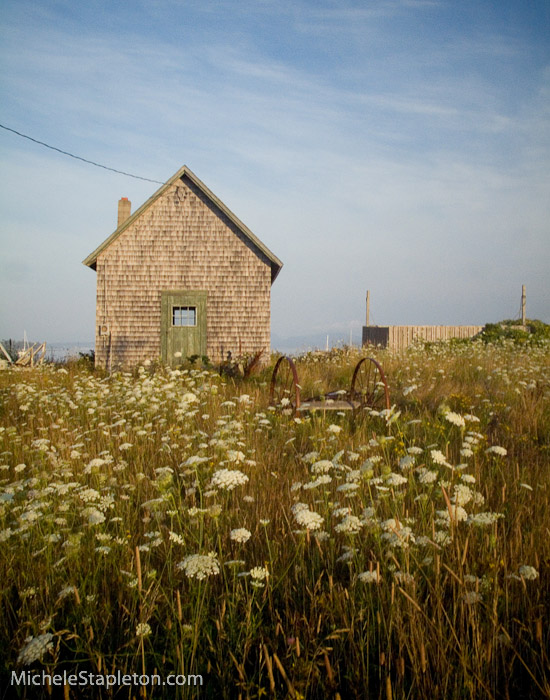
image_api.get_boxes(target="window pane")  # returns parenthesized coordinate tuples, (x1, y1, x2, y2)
(172, 306, 196, 326)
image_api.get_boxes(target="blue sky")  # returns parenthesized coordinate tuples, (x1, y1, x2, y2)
(1, 0, 549, 349)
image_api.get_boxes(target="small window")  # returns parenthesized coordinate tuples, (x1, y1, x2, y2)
(172, 306, 197, 327)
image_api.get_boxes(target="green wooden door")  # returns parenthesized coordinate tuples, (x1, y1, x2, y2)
(161, 291, 207, 365)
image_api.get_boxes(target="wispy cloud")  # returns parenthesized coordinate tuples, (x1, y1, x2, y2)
(1, 0, 549, 342)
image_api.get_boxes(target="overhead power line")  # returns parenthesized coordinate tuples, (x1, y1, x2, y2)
(0, 122, 164, 184)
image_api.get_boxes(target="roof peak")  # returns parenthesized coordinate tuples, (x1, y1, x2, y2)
(82, 165, 283, 282)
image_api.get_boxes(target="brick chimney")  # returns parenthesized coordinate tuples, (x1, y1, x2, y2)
(118, 197, 131, 228)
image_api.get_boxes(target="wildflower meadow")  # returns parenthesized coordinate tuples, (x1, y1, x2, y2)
(1, 340, 549, 699)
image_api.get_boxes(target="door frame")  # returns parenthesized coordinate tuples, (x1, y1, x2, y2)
(160, 290, 207, 365)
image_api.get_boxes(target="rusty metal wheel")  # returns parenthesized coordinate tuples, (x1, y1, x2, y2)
(269, 356, 301, 415)
(350, 357, 390, 411)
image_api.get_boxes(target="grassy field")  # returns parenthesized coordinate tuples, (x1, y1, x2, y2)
(1, 341, 549, 699)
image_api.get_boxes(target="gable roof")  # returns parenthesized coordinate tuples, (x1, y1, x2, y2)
(82, 165, 283, 282)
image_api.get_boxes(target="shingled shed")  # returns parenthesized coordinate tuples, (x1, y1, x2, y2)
(83, 165, 283, 370)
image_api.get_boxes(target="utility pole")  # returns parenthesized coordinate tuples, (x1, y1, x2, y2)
(366, 290, 370, 327)
(521, 285, 526, 326)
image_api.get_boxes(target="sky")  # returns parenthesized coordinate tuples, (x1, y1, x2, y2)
(1, 0, 549, 351)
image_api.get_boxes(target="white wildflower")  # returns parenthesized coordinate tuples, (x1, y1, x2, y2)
(332, 506, 352, 518)
(336, 482, 359, 492)
(230, 528, 251, 544)
(227, 450, 246, 463)
(434, 530, 451, 546)
(381, 526, 415, 549)
(84, 458, 105, 474)
(452, 484, 473, 506)
(486, 446, 507, 457)
(79, 488, 100, 502)
(303, 475, 333, 490)
(292, 503, 323, 531)
(518, 565, 539, 581)
(335, 515, 364, 534)
(444, 411, 465, 427)
(398, 455, 415, 471)
(249, 566, 269, 588)
(430, 450, 450, 466)
(337, 546, 357, 562)
(177, 553, 220, 580)
(17, 633, 54, 665)
(436, 506, 468, 526)
(169, 531, 185, 545)
(358, 570, 382, 584)
(57, 586, 76, 602)
(417, 468, 438, 485)
(136, 622, 152, 637)
(225, 559, 246, 567)
(210, 468, 249, 491)
(385, 472, 408, 487)
(310, 460, 334, 474)
(83, 507, 105, 525)
(467, 512, 504, 527)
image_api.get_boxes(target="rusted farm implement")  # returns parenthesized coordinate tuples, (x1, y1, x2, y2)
(269, 356, 390, 416)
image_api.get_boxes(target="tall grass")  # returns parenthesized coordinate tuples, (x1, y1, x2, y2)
(0, 340, 549, 698)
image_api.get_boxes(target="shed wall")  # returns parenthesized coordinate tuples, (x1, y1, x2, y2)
(94, 177, 272, 368)
(363, 325, 483, 352)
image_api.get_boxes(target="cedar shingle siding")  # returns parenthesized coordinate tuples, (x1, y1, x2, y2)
(84, 167, 282, 370)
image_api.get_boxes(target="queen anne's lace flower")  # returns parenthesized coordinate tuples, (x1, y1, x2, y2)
(430, 450, 450, 466)
(486, 445, 507, 457)
(436, 506, 468, 526)
(417, 467, 438, 484)
(83, 507, 106, 525)
(386, 473, 408, 487)
(210, 469, 249, 491)
(518, 565, 539, 580)
(136, 622, 152, 637)
(398, 455, 415, 471)
(303, 475, 332, 489)
(452, 484, 473, 506)
(17, 633, 54, 665)
(310, 460, 334, 474)
(230, 528, 251, 544)
(335, 515, 363, 534)
(358, 570, 381, 583)
(248, 565, 269, 588)
(292, 503, 324, 531)
(444, 412, 466, 427)
(177, 553, 220, 580)
(467, 512, 504, 527)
